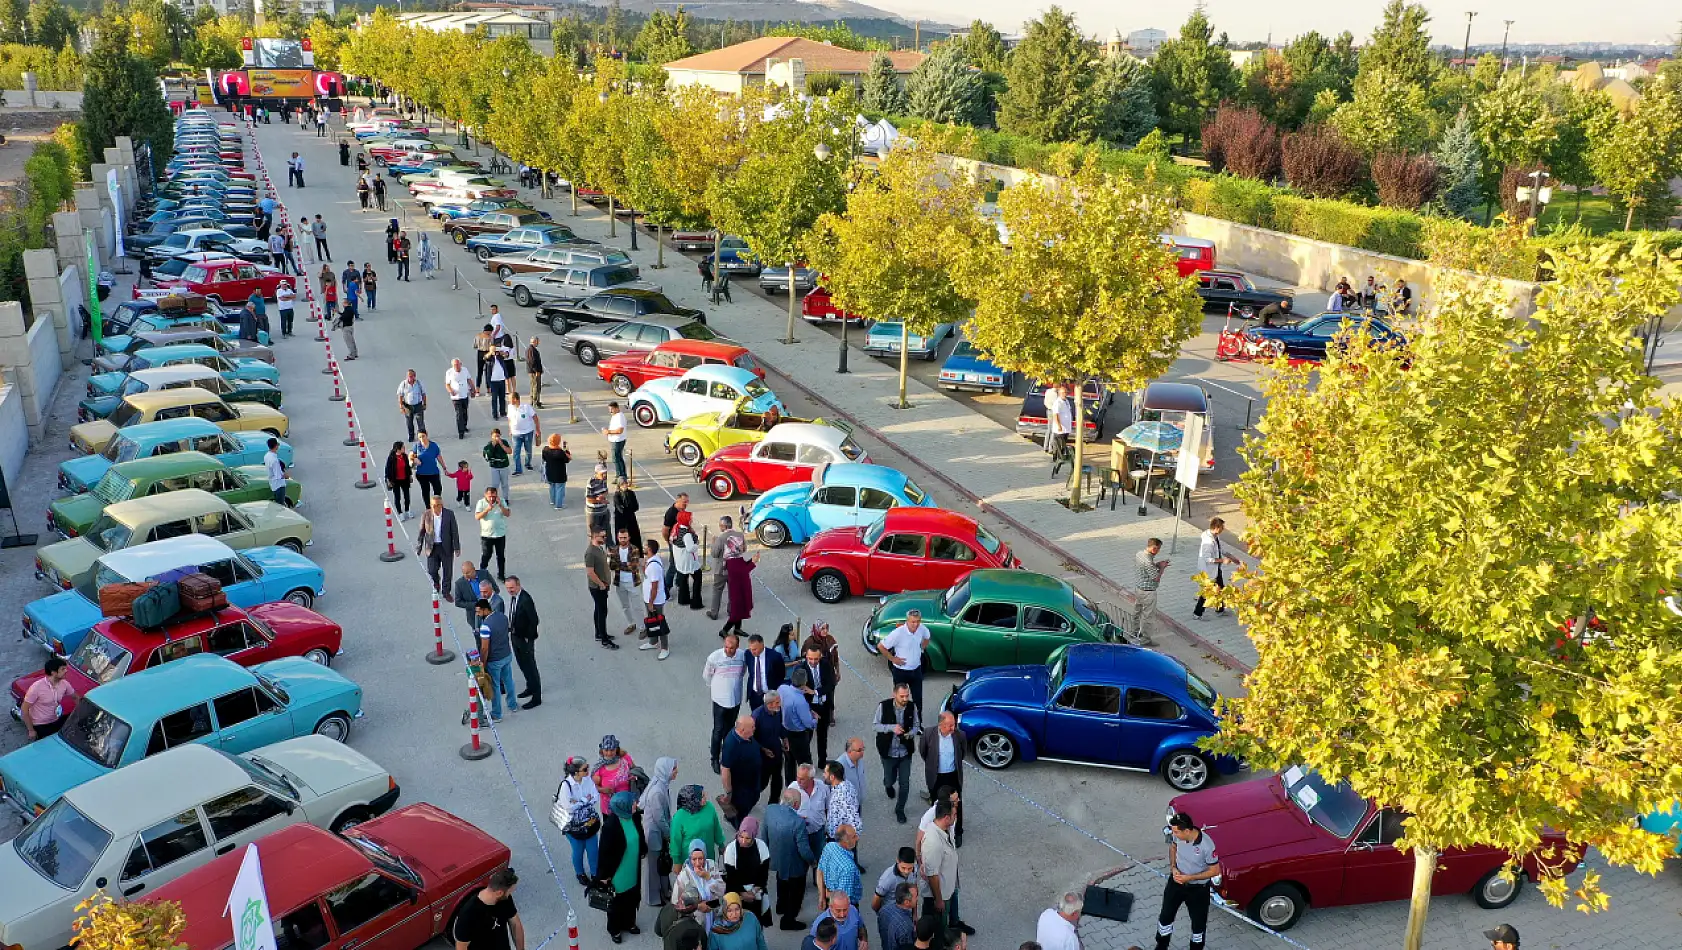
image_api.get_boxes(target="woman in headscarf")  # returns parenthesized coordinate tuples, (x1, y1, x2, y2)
(586, 462, 612, 538)
(668, 785, 728, 865)
(720, 817, 771, 926)
(553, 756, 600, 888)
(719, 538, 758, 638)
(595, 791, 645, 943)
(612, 477, 642, 550)
(676, 839, 726, 907)
(705, 893, 767, 950)
(420, 232, 440, 279)
(385, 219, 401, 263)
(639, 757, 678, 907)
(670, 512, 702, 610)
(591, 734, 637, 815)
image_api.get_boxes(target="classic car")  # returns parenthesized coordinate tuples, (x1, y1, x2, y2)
(50, 452, 302, 540)
(0, 740, 398, 950)
(597, 339, 762, 397)
(504, 262, 660, 307)
(94, 330, 274, 373)
(540, 289, 708, 334)
(80, 365, 283, 422)
(153, 804, 510, 950)
(87, 343, 282, 394)
(1162, 234, 1217, 276)
(69, 389, 290, 455)
(23, 535, 326, 656)
(36, 489, 312, 590)
(133, 261, 278, 305)
(128, 218, 219, 251)
(60, 419, 291, 496)
(399, 164, 486, 188)
(1017, 380, 1111, 443)
(486, 244, 629, 280)
(863, 320, 957, 361)
(443, 209, 547, 244)
(759, 263, 818, 294)
(793, 507, 1018, 604)
(142, 228, 268, 264)
(713, 235, 759, 276)
(946, 643, 1236, 791)
(1242, 312, 1409, 364)
(9, 602, 342, 722)
(1167, 768, 1582, 930)
(801, 286, 866, 324)
(99, 315, 268, 354)
(698, 422, 870, 501)
(410, 177, 517, 202)
(1640, 803, 1682, 854)
(1113, 382, 1216, 474)
(666, 407, 838, 468)
(629, 365, 783, 429)
(150, 257, 296, 304)
(430, 195, 544, 221)
(669, 228, 716, 252)
(0, 654, 364, 815)
(938, 341, 1014, 394)
(862, 570, 1123, 672)
(106, 289, 243, 333)
(465, 224, 591, 263)
(1195, 269, 1293, 316)
(748, 462, 935, 548)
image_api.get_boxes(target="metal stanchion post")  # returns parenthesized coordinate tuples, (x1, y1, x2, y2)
(459, 677, 493, 760)
(427, 593, 456, 664)
(452, 266, 459, 291)
(626, 448, 635, 488)
(567, 390, 578, 424)
(354, 441, 376, 489)
(378, 498, 405, 562)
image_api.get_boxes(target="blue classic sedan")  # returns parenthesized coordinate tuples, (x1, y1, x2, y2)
(937, 340, 1013, 394)
(87, 344, 280, 396)
(59, 418, 291, 494)
(22, 535, 325, 656)
(864, 320, 957, 361)
(946, 643, 1239, 791)
(747, 462, 935, 547)
(1243, 312, 1408, 364)
(0, 654, 362, 817)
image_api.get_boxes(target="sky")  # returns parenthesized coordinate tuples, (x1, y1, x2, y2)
(878, 0, 1679, 48)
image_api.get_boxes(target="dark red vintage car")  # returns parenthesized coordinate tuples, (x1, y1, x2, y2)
(795, 508, 1019, 603)
(152, 803, 511, 950)
(1168, 768, 1582, 931)
(595, 339, 762, 397)
(697, 422, 869, 500)
(801, 287, 866, 324)
(9, 602, 342, 721)
(154, 258, 295, 304)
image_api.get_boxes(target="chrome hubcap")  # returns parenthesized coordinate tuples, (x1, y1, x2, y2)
(305, 650, 330, 665)
(1483, 875, 1516, 903)
(814, 574, 844, 601)
(1167, 753, 1207, 789)
(677, 444, 701, 466)
(318, 719, 347, 740)
(976, 734, 1012, 766)
(761, 522, 786, 546)
(1258, 896, 1296, 928)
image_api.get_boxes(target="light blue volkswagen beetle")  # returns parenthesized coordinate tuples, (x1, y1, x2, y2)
(629, 365, 784, 428)
(747, 462, 936, 547)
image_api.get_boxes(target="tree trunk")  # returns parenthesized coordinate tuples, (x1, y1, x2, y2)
(897, 324, 910, 409)
(1068, 393, 1085, 508)
(655, 224, 665, 269)
(1574, 184, 1583, 221)
(1402, 846, 1438, 950)
(570, 184, 578, 217)
(784, 265, 797, 343)
(608, 196, 617, 238)
(1625, 201, 1637, 231)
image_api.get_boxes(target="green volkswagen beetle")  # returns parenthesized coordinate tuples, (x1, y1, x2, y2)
(861, 569, 1122, 672)
(47, 451, 302, 540)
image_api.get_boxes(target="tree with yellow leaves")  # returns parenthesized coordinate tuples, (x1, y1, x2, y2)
(71, 891, 186, 950)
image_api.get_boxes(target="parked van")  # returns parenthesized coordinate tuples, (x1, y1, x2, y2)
(1160, 234, 1217, 277)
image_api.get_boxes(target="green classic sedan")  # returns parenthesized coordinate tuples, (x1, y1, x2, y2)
(47, 452, 303, 541)
(862, 569, 1123, 672)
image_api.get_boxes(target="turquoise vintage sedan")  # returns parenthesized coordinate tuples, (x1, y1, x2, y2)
(86, 344, 279, 396)
(0, 653, 362, 818)
(863, 320, 957, 361)
(59, 418, 291, 494)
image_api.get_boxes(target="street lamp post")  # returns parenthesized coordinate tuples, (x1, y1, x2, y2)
(1461, 11, 1477, 69)
(1500, 21, 1514, 70)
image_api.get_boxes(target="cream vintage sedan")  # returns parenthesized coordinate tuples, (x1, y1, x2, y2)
(34, 488, 312, 591)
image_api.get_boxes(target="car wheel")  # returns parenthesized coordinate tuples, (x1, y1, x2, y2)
(577, 343, 599, 365)
(513, 286, 533, 306)
(475, 247, 494, 263)
(277, 538, 305, 555)
(303, 647, 333, 666)
(632, 403, 659, 427)
(283, 588, 315, 608)
(314, 712, 352, 742)
(1249, 883, 1306, 930)
(811, 569, 849, 604)
(1472, 867, 1523, 909)
(674, 440, 704, 467)
(451, 230, 467, 245)
(610, 374, 635, 397)
(330, 806, 370, 834)
(705, 472, 737, 501)
(756, 519, 789, 547)
(497, 266, 514, 279)
(973, 730, 1017, 770)
(1161, 749, 1214, 791)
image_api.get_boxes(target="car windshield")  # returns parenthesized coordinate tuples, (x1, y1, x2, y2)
(952, 341, 979, 358)
(1282, 766, 1369, 838)
(1185, 670, 1218, 712)
(1071, 588, 1099, 625)
(161, 234, 191, 250)
(343, 833, 424, 889)
(106, 436, 143, 464)
(743, 379, 771, 399)
(974, 523, 1002, 555)
(940, 579, 972, 618)
(92, 471, 138, 505)
(86, 516, 133, 552)
(902, 478, 926, 506)
(57, 697, 133, 770)
(107, 401, 142, 428)
(1046, 649, 1069, 694)
(862, 519, 886, 547)
(235, 753, 301, 801)
(69, 631, 132, 685)
(254, 670, 289, 705)
(677, 322, 718, 342)
(15, 798, 112, 889)
(721, 237, 747, 250)
(119, 377, 148, 397)
(839, 438, 865, 461)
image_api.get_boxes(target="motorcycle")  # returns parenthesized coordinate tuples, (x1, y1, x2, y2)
(1214, 304, 1280, 362)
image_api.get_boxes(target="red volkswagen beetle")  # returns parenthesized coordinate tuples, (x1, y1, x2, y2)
(9, 602, 343, 721)
(795, 508, 1020, 603)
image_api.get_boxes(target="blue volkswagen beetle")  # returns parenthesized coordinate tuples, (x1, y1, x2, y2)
(946, 642, 1239, 791)
(0, 654, 361, 817)
(747, 462, 935, 548)
(22, 535, 325, 656)
(937, 340, 1013, 394)
(1243, 312, 1407, 364)
(629, 365, 784, 428)
(59, 419, 291, 494)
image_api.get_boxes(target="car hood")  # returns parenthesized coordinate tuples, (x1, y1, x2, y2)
(245, 735, 387, 803)
(0, 737, 106, 813)
(50, 494, 106, 535)
(0, 845, 75, 938)
(874, 590, 943, 631)
(597, 353, 647, 373)
(70, 420, 118, 449)
(352, 804, 507, 885)
(800, 526, 868, 556)
(707, 441, 755, 464)
(1172, 777, 1320, 866)
(233, 501, 311, 533)
(233, 403, 287, 425)
(254, 656, 357, 705)
(754, 482, 814, 511)
(953, 664, 1049, 711)
(26, 591, 101, 647)
(635, 377, 680, 398)
(87, 370, 127, 393)
(672, 410, 726, 432)
(61, 456, 113, 494)
(248, 602, 339, 646)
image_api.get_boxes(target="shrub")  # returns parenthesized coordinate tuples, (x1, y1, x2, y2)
(806, 72, 847, 97)
(1282, 124, 1365, 199)
(1272, 195, 1425, 259)
(1201, 106, 1281, 181)
(1372, 151, 1440, 210)
(1182, 175, 1276, 228)
(52, 122, 89, 181)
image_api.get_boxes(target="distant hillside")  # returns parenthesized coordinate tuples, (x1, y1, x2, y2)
(561, 0, 956, 35)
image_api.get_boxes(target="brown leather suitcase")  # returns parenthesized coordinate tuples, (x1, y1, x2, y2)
(99, 581, 155, 617)
(178, 573, 228, 613)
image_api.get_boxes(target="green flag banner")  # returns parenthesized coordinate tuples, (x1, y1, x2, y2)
(85, 232, 102, 347)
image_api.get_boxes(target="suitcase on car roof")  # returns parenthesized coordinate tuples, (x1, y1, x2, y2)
(178, 573, 228, 613)
(131, 581, 181, 629)
(99, 581, 154, 618)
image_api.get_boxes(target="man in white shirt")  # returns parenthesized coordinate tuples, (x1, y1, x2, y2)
(604, 401, 628, 480)
(287, 152, 305, 187)
(1042, 385, 1065, 454)
(445, 358, 476, 439)
(507, 392, 540, 477)
(487, 340, 510, 420)
(1192, 517, 1240, 621)
(262, 438, 289, 507)
(702, 633, 746, 773)
(878, 609, 931, 713)
(788, 764, 830, 859)
(275, 282, 295, 337)
(641, 538, 669, 658)
(1035, 892, 1083, 950)
(397, 369, 428, 441)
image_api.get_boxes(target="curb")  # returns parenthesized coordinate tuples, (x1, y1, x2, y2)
(752, 359, 1256, 674)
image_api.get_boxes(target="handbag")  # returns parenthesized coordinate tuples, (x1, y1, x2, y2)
(586, 884, 613, 913)
(552, 779, 602, 839)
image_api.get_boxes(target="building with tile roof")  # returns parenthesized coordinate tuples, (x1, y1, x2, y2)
(662, 36, 925, 95)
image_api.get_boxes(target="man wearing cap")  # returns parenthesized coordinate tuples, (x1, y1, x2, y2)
(1156, 812, 1220, 950)
(1485, 924, 1519, 950)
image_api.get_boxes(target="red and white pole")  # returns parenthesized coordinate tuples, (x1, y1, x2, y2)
(378, 496, 405, 562)
(426, 592, 456, 665)
(566, 911, 579, 950)
(322, 335, 337, 375)
(329, 363, 345, 402)
(343, 398, 359, 447)
(460, 676, 492, 760)
(353, 440, 375, 489)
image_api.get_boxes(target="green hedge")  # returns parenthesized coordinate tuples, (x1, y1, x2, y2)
(1183, 175, 1277, 229)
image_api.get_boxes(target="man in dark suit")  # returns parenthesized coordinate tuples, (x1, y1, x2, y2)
(743, 633, 786, 711)
(415, 495, 460, 593)
(919, 710, 967, 845)
(797, 644, 836, 765)
(505, 575, 541, 709)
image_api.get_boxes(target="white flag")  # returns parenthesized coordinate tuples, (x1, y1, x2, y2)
(223, 844, 279, 950)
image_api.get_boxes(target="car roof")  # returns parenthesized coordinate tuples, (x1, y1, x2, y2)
(84, 654, 251, 719)
(965, 568, 1072, 603)
(125, 387, 223, 409)
(127, 364, 221, 385)
(1139, 382, 1208, 413)
(96, 534, 239, 579)
(64, 744, 248, 825)
(136, 328, 218, 343)
(108, 451, 225, 481)
(1060, 642, 1188, 687)
(108, 417, 225, 443)
(104, 488, 228, 524)
(1200, 269, 1245, 280)
(132, 344, 221, 361)
(765, 422, 845, 446)
(879, 507, 979, 535)
(680, 364, 758, 385)
(174, 228, 233, 237)
(655, 339, 746, 357)
(1161, 234, 1216, 249)
(615, 314, 696, 331)
(153, 824, 370, 937)
(817, 462, 907, 492)
(601, 288, 666, 300)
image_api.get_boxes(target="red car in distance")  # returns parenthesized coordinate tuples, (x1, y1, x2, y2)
(802, 286, 866, 324)
(795, 508, 1020, 603)
(1167, 768, 1582, 932)
(8, 602, 342, 721)
(154, 257, 296, 303)
(596, 339, 764, 397)
(152, 804, 512, 950)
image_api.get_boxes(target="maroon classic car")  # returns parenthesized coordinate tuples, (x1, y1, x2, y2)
(1168, 767, 1582, 931)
